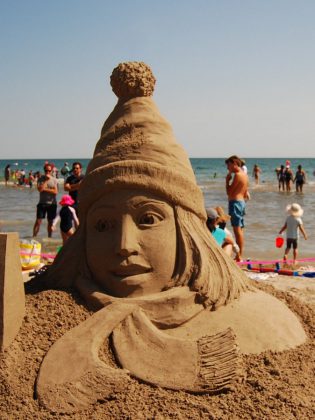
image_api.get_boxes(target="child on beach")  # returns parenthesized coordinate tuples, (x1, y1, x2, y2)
(206, 207, 236, 258)
(215, 206, 240, 259)
(278, 203, 307, 266)
(52, 195, 79, 244)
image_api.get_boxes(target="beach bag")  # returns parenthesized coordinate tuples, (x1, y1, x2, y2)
(275, 236, 284, 248)
(20, 239, 41, 270)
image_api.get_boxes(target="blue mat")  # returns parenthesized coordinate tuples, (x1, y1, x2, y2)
(302, 272, 315, 278)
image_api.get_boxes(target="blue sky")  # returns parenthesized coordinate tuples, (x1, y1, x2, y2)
(1, 0, 315, 158)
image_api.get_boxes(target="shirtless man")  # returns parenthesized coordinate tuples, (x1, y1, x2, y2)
(225, 155, 249, 261)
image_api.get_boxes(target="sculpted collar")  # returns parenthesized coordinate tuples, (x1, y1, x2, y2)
(75, 276, 206, 328)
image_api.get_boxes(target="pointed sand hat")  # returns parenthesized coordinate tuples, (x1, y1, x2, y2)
(79, 62, 206, 221)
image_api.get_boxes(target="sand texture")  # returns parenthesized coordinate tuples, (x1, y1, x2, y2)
(0, 279, 314, 419)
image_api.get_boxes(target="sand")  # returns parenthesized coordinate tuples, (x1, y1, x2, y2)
(0, 275, 314, 419)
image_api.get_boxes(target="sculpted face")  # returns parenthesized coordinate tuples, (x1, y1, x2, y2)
(86, 189, 177, 298)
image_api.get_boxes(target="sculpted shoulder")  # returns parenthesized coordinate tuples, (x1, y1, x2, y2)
(163, 290, 307, 354)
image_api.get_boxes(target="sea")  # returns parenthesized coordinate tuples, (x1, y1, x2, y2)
(1, 157, 315, 262)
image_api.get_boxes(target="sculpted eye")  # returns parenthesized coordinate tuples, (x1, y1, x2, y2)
(139, 213, 162, 226)
(94, 219, 115, 232)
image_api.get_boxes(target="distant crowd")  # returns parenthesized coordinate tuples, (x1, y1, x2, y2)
(231, 159, 308, 193)
(3, 161, 75, 187)
(275, 160, 307, 193)
(4, 161, 84, 246)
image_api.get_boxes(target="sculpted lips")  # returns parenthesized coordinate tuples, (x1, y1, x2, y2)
(111, 263, 152, 277)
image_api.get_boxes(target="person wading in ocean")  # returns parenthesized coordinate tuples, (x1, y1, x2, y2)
(225, 155, 249, 262)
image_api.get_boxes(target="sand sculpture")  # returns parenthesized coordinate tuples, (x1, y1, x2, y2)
(34, 62, 306, 413)
(0, 233, 25, 350)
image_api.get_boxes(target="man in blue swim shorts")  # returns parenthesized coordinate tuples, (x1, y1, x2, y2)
(225, 155, 249, 261)
(228, 200, 245, 228)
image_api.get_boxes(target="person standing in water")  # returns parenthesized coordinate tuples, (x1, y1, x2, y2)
(225, 155, 249, 262)
(240, 159, 248, 174)
(279, 203, 307, 266)
(28, 170, 35, 188)
(284, 165, 294, 192)
(252, 164, 261, 185)
(276, 165, 286, 192)
(60, 162, 70, 179)
(4, 164, 11, 186)
(293, 165, 306, 193)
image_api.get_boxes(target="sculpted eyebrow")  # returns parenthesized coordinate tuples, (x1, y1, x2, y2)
(133, 200, 167, 208)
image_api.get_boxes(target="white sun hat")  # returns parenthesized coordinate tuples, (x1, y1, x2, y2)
(286, 203, 303, 217)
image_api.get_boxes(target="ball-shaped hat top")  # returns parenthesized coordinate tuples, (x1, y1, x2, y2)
(110, 62, 156, 98)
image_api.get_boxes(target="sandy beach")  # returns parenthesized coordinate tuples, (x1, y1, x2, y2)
(2, 0, 315, 416)
(0, 271, 314, 419)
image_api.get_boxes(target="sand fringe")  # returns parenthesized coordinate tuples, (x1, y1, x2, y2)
(196, 328, 243, 392)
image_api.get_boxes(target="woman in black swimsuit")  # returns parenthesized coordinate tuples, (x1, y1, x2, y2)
(294, 165, 306, 193)
(276, 165, 286, 191)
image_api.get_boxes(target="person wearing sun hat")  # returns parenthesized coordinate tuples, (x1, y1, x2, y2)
(279, 203, 308, 266)
(52, 194, 79, 244)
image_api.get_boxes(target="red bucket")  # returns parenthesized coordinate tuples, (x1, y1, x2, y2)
(275, 236, 284, 248)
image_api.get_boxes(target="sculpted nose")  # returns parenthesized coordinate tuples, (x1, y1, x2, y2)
(115, 216, 140, 257)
